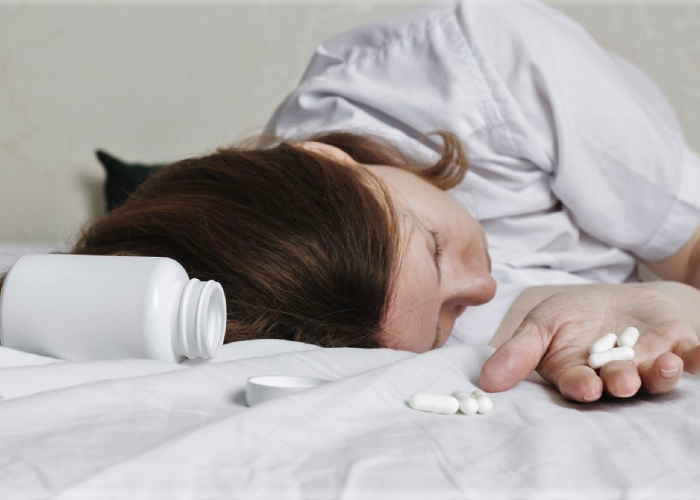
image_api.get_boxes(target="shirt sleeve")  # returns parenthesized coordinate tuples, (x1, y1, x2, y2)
(457, 0, 700, 261)
(265, 0, 700, 262)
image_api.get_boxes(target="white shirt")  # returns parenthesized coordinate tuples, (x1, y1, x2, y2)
(263, 0, 700, 345)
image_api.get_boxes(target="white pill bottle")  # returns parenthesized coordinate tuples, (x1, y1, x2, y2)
(0, 254, 227, 363)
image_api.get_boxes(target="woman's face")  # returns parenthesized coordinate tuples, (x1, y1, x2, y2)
(299, 142, 497, 353)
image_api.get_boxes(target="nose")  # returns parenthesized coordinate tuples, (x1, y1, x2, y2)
(441, 255, 497, 321)
(471, 269, 497, 305)
(447, 259, 497, 306)
(440, 268, 497, 339)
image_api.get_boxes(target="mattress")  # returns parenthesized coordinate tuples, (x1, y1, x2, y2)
(1, 245, 699, 499)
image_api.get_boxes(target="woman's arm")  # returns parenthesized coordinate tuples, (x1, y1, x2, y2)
(639, 224, 700, 288)
(483, 279, 700, 401)
(490, 280, 700, 348)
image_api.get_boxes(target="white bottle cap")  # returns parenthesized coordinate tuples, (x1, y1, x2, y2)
(246, 376, 330, 407)
(178, 279, 227, 359)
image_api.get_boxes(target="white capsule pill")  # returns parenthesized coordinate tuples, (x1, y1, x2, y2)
(451, 391, 479, 416)
(409, 393, 459, 414)
(476, 396, 493, 414)
(617, 327, 640, 348)
(470, 389, 493, 414)
(589, 332, 618, 355)
(588, 346, 635, 369)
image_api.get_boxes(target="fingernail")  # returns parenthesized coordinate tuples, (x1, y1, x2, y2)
(582, 394, 596, 402)
(660, 367, 680, 379)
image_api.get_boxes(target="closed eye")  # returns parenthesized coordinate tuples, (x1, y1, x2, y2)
(430, 229, 443, 259)
(429, 229, 443, 283)
(428, 229, 443, 350)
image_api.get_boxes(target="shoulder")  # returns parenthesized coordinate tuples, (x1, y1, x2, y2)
(317, 0, 457, 61)
(315, 0, 580, 60)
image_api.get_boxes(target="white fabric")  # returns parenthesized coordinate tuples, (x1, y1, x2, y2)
(264, 0, 700, 345)
(2, 339, 700, 499)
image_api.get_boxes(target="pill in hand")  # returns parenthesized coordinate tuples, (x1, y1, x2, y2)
(617, 326, 640, 348)
(589, 332, 618, 355)
(588, 346, 635, 369)
(408, 393, 459, 414)
(452, 391, 479, 415)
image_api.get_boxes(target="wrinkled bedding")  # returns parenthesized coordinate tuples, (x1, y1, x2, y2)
(1, 340, 699, 499)
(1, 245, 699, 499)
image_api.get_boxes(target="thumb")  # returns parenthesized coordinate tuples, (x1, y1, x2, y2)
(480, 316, 550, 392)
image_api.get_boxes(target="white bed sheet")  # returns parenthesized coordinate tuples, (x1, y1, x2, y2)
(1, 245, 699, 499)
(1, 339, 700, 499)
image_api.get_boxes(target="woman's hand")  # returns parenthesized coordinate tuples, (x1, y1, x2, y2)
(479, 282, 700, 402)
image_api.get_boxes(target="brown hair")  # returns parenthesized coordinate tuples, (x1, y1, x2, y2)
(0, 130, 468, 349)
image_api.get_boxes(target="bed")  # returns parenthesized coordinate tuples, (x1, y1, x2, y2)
(1, 243, 699, 499)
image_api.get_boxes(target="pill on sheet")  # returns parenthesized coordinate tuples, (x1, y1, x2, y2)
(471, 390, 493, 414)
(408, 393, 459, 414)
(588, 346, 635, 369)
(590, 333, 618, 355)
(452, 391, 479, 415)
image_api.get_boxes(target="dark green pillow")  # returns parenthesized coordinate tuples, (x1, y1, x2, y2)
(96, 150, 166, 212)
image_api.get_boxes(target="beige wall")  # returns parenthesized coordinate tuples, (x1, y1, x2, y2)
(1, 1, 699, 246)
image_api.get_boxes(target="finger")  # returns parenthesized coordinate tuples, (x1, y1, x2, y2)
(556, 365, 603, 402)
(673, 338, 700, 374)
(599, 360, 642, 398)
(637, 351, 684, 395)
(480, 317, 548, 392)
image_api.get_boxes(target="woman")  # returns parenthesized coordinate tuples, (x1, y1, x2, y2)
(4, 0, 700, 403)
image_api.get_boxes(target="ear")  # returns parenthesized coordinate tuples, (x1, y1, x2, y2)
(297, 141, 358, 166)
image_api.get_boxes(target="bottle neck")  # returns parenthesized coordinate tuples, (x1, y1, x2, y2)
(177, 278, 226, 359)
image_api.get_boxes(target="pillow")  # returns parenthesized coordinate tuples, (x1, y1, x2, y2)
(95, 150, 166, 212)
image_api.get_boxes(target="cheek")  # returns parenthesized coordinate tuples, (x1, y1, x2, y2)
(383, 309, 433, 352)
(381, 241, 440, 353)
